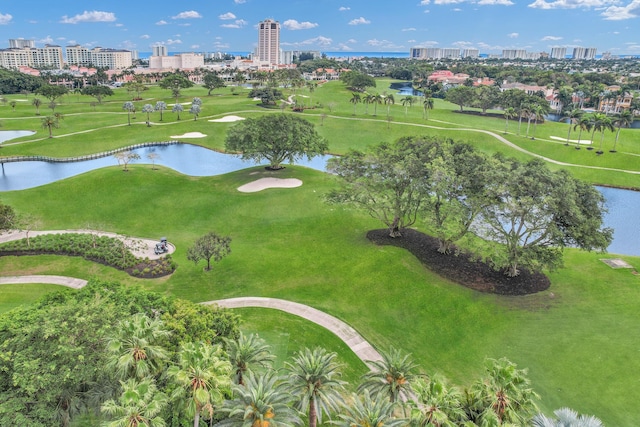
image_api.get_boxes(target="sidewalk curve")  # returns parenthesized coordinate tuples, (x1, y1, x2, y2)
(0, 275, 87, 289)
(203, 297, 383, 365)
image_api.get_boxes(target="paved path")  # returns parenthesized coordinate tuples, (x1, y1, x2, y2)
(203, 297, 383, 365)
(0, 275, 87, 289)
(0, 273, 381, 366)
(0, 229, 175, 260)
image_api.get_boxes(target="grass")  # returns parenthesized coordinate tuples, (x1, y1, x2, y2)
(1, 79, 640, 424)
(0, 283, 72, 312)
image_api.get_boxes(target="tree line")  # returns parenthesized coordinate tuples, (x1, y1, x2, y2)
(327, 136, 612, 278)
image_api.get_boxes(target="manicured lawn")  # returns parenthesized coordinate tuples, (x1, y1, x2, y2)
(1, 78, 640, 424)
(0, 283, 72, 313)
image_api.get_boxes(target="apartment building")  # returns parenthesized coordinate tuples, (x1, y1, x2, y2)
(572, 47, 597, 60)
(257, 18, 280, 65)
(148, 52, 204, 70)
(0, 44, 64, 69)
(550, 47, 567, 59)
(65, 45, 132, 69)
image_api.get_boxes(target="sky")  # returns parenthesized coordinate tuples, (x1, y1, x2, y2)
(0, 0, 639, 55)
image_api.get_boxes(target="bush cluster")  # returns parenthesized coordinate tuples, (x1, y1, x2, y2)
(0, 233, 176, 278)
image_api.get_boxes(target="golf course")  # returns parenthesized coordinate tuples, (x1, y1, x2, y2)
(0, 77, 639, 425)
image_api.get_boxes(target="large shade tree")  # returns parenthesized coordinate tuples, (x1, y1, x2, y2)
(159, 73, 194, 101)
(326, 137, 429, 237)
(186, 232, 231, 271)
(477, 158, 612, 277)
(225, 114, 328, 170)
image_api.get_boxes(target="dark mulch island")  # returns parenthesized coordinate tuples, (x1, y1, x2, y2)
(367, 228, 550, 296)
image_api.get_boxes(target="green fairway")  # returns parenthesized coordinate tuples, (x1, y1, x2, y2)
(1, 78, 639, 425)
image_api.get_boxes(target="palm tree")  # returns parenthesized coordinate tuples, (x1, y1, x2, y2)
(401, 95, 415, 117)
(189, 104, 201, 121)
(217, 371, 302, 427)
(123, 101, 135, 125)
(531, 103, 550, 140)
(372, 93, 383, 116)
(573, 115, 592, 150)
(423, 97, 434, 120)
(173, 103, 184, 120)
(41, 115, 60, 138)
(363, 93, 373, 115)
(223, 332, 274, 386)
(168, 342, 232, 427)
(532, 407, 603, 427)
(595, 114, 614, 154)
(611, 110, 633, 152)
(358, 347, 418, 403)
(32, 97, 42, 115)
(154, 101, 167, 121)
(106, 313, 171, 380)
(469, 358, 539, 425)
(285, 347, 346, 427)
(334, 391, 406, 427)
(384, 93, 395, 117)
(409, 376, 467, 427)
(349, 93, 361, 116)
(142, 104, 154, 127)
(101, 378, 168, 427)
(503, 107, 517, 134)
(562, 108, 583, 146)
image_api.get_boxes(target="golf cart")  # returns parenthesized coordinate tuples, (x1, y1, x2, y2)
(154, 237, 169, 255)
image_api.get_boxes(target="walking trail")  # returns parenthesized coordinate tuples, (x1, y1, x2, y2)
(0, 270, 382, 365)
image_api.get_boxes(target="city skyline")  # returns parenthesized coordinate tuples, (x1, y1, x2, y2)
(0, 0, 638, 55)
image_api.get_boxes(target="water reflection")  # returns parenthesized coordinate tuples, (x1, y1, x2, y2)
(0, 130, 35, 143)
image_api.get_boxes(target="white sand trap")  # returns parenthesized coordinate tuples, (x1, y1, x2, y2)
(171, 132, 207, 139)
(550, 135, 592, 145)
(209, 115, 246, 123)
(168, 102, 191, 106)
(238, 178, 302, 193)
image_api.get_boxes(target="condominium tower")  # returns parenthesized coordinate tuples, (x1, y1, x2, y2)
(257, 18, 280, 65)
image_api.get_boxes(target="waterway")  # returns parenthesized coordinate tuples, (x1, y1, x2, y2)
(0, 142, 637, 257)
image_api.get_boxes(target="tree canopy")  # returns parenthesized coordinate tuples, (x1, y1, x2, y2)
(35, 84, 68, 102)
(158, 73, 194, 100)
(81, 85, 113, 104)
(225, 114, 328, 170)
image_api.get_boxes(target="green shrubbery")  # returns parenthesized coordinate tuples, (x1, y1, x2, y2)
(0, 233, 176, 277)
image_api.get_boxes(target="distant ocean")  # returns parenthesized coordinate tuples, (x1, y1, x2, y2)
(137, 51, 638, 60)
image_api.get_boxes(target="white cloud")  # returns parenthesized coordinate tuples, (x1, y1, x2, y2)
(28, 20, 37, 24)
(528, 0, 616, 8)
(346, 38, 357, 44)
(219, 12, 236, 20)
(414, 40, 440, 47)
(335, 43, 354, 51)
(349, 17, 371, 25)
(601, 0, 640, 20)
(234, 0, 246, 3)
(221, 19, 248, 28)
(541, 35, 563, 40)
(453, 8, 463, 11)
(366, 39, 404, 49)
(0, 13, 12, 25)
(420, 0, 430, 4)
(60, 10, 116, 24)
(191, 44, 200, 49)
(434, 0, 466, 4)
(156, 20, 168, 25)
(39, 35, 54, 44)
(140, 34, 150, 39)
(508, 32, 519, 38)
(172, 10, 202, 19)
(283, 19, 318, 30)
(166, 39, 182, 45)
(115, 23, 124, 27)
(285, 36, 333, 48)
(402, 27, 417, 31)
(339, 6, 351, 10)
(478, 0, 514, 4)
(408, 39, 417, 43)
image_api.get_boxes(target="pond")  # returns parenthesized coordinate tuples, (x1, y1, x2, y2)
(0, 143, 331, 192)
(0, 143, 637, 257)
(0, 130, 36, 144)
(389, 82, 423, 97)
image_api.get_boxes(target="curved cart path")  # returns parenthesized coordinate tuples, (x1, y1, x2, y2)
(203, 297, 383, 365)
(0, 273, 382, 366)
(0, 229, 175, 260)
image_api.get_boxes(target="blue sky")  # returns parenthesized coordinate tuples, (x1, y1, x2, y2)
(0, 0, 638, 55)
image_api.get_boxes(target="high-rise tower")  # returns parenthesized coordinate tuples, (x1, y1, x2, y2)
(257, 19, 280, 65)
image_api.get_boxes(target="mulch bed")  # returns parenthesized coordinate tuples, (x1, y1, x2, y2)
(366, 228, 550, 296)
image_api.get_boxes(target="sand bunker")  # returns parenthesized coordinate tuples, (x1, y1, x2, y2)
(238, 178, 302, 193)
(209, 115, 246, 123)
(170, 132, 207, 139)
(550, 136, 592, 145)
